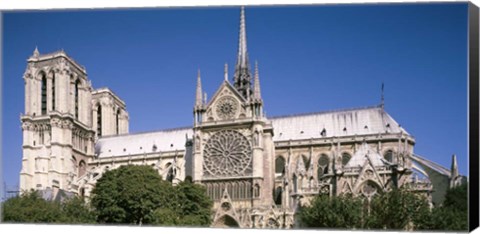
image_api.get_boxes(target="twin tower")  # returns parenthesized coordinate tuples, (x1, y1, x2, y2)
(20, 48, 129, 195)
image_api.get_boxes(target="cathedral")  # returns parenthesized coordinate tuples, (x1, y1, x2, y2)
(19, 7, 463, 228)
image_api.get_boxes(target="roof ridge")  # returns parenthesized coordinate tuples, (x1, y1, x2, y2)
(269, 105, 381, 119)
(99, 105, 384, 140)
(98, 126, 192, 140)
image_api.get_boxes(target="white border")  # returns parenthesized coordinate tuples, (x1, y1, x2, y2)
(0, 0, 477, 11)
(0, 0, 477, 234)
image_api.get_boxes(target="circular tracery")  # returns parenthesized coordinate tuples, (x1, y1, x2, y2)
(216, 96, 238, 120)
(362, 180, 378, 198)
(203, 130, 252, 177)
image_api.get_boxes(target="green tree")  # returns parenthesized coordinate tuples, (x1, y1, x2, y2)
(90, 165, 175, 225)
(2, 190, 96, 224)
(173, 180, 213, 226)
(298, 194, 363, 229)
(2, 190, 65, 223)
(62, 196, 97, 224)
(429, 183, 468, 231)
(150, 179, 213, 226)
(90, 165, 213, 226)
(365, 188, 431, 230)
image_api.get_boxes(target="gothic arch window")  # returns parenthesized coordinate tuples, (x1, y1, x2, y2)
(275, 156, 285, 175)
(384, 150, 394, 163)
(302, 155, 310, 169)
(116, 109, 121, 134)
(96, 105, 102, 137)
(166, 164, 174, 183)
(51, 72, 55, 111)
(253, 184, 260, 198)
(39, 128, 45, 145)
(293, 174, 298, 193)
(78, 160, 86, 177)
(74, 79, 80, 119)
(342, 152, 351, 166)
(246, 181, 252, 198)
(41, 73, 47, 115)
(318, 154, 329, 179)
(239, 181, 245, 199)
(274, 186, 282, 205)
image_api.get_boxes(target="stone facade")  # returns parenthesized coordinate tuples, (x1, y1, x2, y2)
(19, 49, 129, 196)
(19, 7, 461, 229)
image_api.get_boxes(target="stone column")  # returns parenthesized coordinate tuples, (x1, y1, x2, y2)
(25, 78, 31, 115)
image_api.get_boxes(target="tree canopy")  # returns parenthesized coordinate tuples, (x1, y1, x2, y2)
(90, 165, 212, 226)
(299, 184, 469, 231)
(298, 194, 363, 229)
(428, 183, 468, 231)
(364, 189, 431, 230)
(2, 190, 95, 224)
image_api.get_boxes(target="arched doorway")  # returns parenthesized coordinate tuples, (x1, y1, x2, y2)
(213, 215, 240, 228)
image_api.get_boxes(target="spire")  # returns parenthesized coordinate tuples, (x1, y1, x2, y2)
(233, 6, 252, 99)
(224, 63, 228, 81)
(380, 82, 385, 109)
(237, 6, 248, 69)
(450, 154, 459, 188)
(195, 70, 203, 108)
(33, 46, 40, 58)
(252, 61, 262, 101)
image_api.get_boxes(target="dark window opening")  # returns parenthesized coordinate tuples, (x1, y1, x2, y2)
(52, 73, 55, 111)
(302, 155, 310, 169)
(166, 167, 174, 183)
(41, 74, 47, 115)
(275, 156, 285, 174)
(342, 153, 351, 166)
(116, 109, 120, 134)
(96, 105, 102, 137)
(320, 128, 326, 137)
(74, 80, 80, 119)
(318, 154, 329, 178)
(274, 187, 282, 205)
(385, 150, 394, 163)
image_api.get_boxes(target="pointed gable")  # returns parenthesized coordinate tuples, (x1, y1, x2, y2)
(345, 142, 385, 168)
(206, 80, 247, 109)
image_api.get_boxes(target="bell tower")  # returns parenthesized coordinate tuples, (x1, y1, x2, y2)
(20, 48, 95, 195)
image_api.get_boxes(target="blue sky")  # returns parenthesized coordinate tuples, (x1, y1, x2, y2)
(2, 3, 469, 191)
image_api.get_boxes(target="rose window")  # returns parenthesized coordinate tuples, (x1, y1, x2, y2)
(221, 202, 231, 212)
(216, 96, 238, 120)
(203, 130, 252, 177)
(362, 181, 378, 198)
